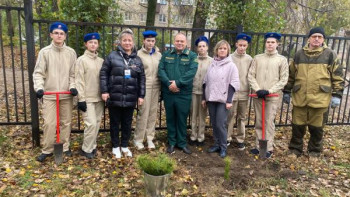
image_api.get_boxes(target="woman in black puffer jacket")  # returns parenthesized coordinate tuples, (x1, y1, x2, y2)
(100, 29, 145, 159)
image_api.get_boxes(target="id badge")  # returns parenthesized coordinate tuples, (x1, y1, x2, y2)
(125, 69, 131, 79)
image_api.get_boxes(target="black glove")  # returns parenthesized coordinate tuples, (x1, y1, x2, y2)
(70, 88, 78, 96)
(78, 102, 87, 112)
(36, 89, 44, 99)
(256, 90, 269, 99)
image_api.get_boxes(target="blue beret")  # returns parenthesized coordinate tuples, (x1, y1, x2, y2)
(264, 32, 282, 40)
(84, 32, 100, 42)
(50, 22, 68, 33)
(142, 30, 158, 38)
(236, 33, 251, 43)
(195, 36, 209, 46)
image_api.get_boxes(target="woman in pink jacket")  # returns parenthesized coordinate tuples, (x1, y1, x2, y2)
(202, 40, 240, 158)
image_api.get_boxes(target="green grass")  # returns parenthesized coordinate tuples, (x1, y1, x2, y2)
(17, 171, 34, 190)
(224, 157, 231, 180)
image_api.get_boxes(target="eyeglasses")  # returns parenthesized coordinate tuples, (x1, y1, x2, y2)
(52, 32, 65, 36)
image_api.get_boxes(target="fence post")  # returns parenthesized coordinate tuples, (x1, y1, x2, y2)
(24, 0, 40, 147)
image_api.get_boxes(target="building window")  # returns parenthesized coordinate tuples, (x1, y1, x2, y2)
(171, 15, 179, 23)
(159, 14, 167, 23)
(181, 0, 193, 5)
(157, 0, 167, 5)
(124, 12, 132, 21)
(185, 15, 193, 24)
(140, 0, 147, 3)
(173, 0, 180, 5)
(140, 13, 146, 22)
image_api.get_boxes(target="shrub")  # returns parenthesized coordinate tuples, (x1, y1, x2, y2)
(137, 153, 176, 176)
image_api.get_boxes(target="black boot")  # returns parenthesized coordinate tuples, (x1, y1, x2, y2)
(308, 125, 324, 154)
(36, 153, 53, 162)
(288, 124, 306, 153)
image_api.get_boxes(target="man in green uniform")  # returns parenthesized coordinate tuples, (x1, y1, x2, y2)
(283, 27, 344, 157)
(158, 33, 198, 154)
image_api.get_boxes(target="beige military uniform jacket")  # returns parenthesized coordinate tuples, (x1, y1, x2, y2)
(33, 41, 77, 100)
(231, 50, 253, 101)
(75, 50, 104, 102)
(192, 54, 212, 94)
(137, 46, 162, 89)
(248, 50, 289, 100)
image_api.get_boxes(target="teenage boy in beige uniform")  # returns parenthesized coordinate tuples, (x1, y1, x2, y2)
(75, 33, 104, 159)
(189, 36, 212, 146)
(227, 33, 253, 150)
(248, 32, 289, 158)
(33, 22, 77, 162)
(134, 30, 162, 150)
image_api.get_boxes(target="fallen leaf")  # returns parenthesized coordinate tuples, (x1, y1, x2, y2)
(181, 189, 189, 195)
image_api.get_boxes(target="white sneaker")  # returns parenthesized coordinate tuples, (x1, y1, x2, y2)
(121, 147, 132, 157)
(134, 141, 145, 150)
(147, 141, 155, 149)
(112, 147, 121, 159)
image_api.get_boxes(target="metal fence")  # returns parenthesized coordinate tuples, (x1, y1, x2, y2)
(1, 1, 350, 146)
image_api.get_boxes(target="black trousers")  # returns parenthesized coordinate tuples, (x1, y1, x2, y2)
(109, 106, 134, 148)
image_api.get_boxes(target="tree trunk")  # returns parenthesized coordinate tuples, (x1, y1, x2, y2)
(146, 0, 157, 29)
(191, 0, 209, 49)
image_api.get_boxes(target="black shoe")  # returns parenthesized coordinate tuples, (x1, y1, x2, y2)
(92, 149, 97, 156)
(237, 143, 245, 150)
(182, 146, 192, 154)
(196, 141, 204, 146)
(266, 151, 273, 159)
(250, 148, 260, 155)
(36, 153, 53, 162)
(64, 150, 72, 157)
(167, 145, 175, 154)
(207, 146, 220, 153)
(80, 150, 94, 159)
(219, 149, 227, 158)
(188, 140, 197, 146)
(288, 148, 302, 157)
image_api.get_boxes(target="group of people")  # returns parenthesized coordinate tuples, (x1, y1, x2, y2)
(33, 21, 344, 162)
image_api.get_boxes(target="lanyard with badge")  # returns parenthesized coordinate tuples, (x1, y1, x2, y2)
(120, 52, 131, 79)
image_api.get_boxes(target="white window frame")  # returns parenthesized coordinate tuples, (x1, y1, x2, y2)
(172, 14, 179, 23)
(157, 0, 167, 5)
(181, 0, 193, 5)
(124, 12, 132, 21)
(140, 13, 146, 22)
(159, 14, 167, 23)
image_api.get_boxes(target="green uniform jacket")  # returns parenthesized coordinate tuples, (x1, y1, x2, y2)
(284, 44, 344, 108)
(158, 48, 198, 95)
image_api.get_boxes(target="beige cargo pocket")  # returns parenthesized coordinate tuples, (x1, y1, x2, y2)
(319, 85, 331, 93)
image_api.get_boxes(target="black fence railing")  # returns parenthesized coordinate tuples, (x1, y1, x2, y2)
(1, 2, 350, 147)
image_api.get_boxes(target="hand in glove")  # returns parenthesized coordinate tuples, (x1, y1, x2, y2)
(283, 93, 291, 104)
(36, 89, 44, 99)
(330, 96, 341, 108)
(70, 88, 78, 96)
(78, 102, 87, 112)
(256, 90, 269, 99)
